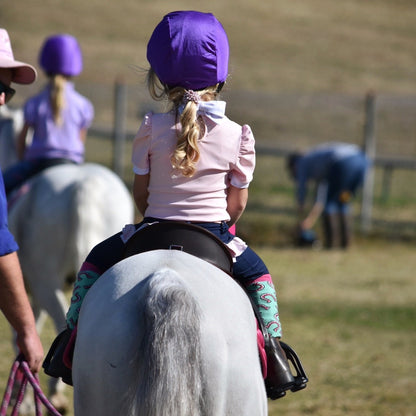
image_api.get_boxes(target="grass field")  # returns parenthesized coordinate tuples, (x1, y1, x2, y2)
(265, 242, 416, 416)
(1, 240, 415, 416)
(2, 1, 416, 415)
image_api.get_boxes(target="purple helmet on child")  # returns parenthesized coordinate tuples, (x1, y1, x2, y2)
(147, 11, 229, 90)
(39, 34, 83, 77)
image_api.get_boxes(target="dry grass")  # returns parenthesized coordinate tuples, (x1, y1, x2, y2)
(4, 0, 416, 94)
(265, 242, 416, 416)
(5, 0, 416, 160)
(0, 241, 414, 416)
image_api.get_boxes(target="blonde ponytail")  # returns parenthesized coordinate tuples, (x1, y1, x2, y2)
(170, 95, 201, 177)
(50, 74, 67, 126)
(146, 68, 221, 177)
(170, 87, 218, 177)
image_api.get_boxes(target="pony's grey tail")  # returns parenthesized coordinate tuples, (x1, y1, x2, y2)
(133, 269, 204, 416)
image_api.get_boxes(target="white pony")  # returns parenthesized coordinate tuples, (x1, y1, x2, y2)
(7, 162, 134, 410)
(0, 106, 23, 169)
(73, 250, 268, 416)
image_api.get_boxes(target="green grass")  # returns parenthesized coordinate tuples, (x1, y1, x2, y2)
(287, 302, 415, 331)
(1, 241, 415, 416)
(262, 243, 416, 416)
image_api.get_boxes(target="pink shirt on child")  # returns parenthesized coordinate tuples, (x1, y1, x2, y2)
(132, 111, 255, 222)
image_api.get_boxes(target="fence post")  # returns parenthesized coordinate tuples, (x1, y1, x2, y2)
(113, 80, 127, 177)
(361, 91, 377, 233)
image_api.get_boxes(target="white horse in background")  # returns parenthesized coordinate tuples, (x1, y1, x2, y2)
(0, 105, 23, 169)
(8, 163, 134, 331)
(7, 163, 134, 412)
(73, 250, 268, 416)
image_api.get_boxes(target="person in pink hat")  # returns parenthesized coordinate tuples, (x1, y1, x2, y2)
(0, 28, 44, 373)
(3, 33, 94, 196)
(0, 28, 36, 105)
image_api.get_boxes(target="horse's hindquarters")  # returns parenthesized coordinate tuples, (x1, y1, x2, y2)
(73, 250, 267, 416)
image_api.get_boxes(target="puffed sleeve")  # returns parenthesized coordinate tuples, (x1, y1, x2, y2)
(132, 113, 153, 175)
(80, 97, 94, 129)
(229, 124, 256, 188)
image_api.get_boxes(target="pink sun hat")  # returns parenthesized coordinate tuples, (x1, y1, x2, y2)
(0, 28, 37, 84)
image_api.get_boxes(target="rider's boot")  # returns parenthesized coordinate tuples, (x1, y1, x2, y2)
(340, 212, 352, 249)
(43, 265, 101, 386)
(264, 337, 296, 399)
(244, 275, 308, 399)
(245, 275, 291, 399)
(43, 327, 74, 386)
(322, 212, 339, 249)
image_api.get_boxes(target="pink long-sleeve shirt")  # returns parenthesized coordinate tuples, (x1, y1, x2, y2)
(132, 111, 255, 222)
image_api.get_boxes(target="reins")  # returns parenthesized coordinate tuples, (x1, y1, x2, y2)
(1, 354, 62, 416)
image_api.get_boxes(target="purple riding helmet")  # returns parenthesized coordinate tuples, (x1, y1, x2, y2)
(39, 34, 83, 77)
(147, 10, 229, 90)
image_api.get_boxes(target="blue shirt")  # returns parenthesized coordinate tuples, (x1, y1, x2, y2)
(295, 142, 361, 205)
(0, 167, 19, 256)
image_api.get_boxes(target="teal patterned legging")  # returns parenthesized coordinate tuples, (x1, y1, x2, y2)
(245, 274, 282, 338)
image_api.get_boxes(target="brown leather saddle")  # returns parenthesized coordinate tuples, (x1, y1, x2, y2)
(123, 221, 233, 274)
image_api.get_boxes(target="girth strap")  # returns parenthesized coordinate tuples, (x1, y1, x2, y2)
(123, 221, 233, 274)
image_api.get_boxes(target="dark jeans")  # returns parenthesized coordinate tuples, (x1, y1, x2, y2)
(326, 153, 369, 214)
(3, 158, 76, 196)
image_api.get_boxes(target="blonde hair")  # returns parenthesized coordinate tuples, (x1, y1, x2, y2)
(147, 68, 221, 177)
(49, 74, 67, 126)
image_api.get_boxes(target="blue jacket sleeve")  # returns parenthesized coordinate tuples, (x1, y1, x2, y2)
(0, 169, 19, 256)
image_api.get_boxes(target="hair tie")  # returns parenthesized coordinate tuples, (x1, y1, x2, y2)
(183, 89, 200, 105)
